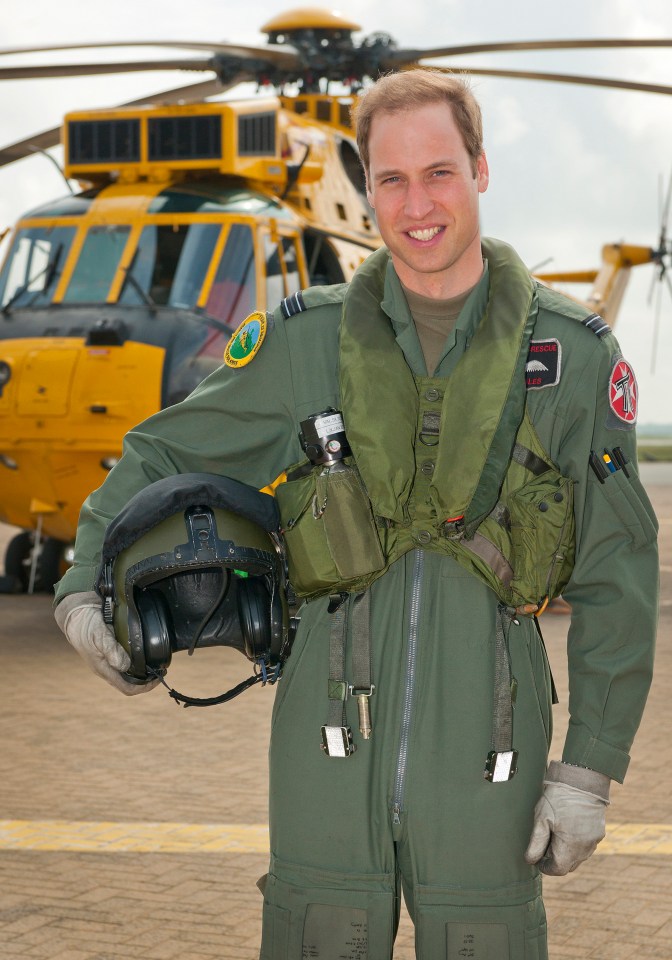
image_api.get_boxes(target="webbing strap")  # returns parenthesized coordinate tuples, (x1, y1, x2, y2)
(327, 595, 349, 730)
(492, 607, 514, 752)
(351, 590, 372, 692)
(511, 443, 551, 477)
(484, 606, 518, 783)
(323, 592, 373, 756)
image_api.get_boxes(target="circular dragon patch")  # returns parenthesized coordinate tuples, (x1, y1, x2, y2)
(224, 312, 267, 368)
(608, 358, 638, 424)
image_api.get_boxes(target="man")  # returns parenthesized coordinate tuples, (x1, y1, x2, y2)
(55, 69, 658, 959)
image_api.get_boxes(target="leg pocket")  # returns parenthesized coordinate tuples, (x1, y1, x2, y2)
(260, 858, 397, 960)
(260, 901, 290, 959)
(415, 882, 546, 960)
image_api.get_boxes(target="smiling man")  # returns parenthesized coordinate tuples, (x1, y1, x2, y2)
(56, 69, 658, 959)
(363, 96, 488, 299)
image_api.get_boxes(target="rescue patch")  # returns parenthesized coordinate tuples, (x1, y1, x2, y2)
(608, 357, 638, 426)
(526, 339, 561, 389)
(224, 311, 267, 368)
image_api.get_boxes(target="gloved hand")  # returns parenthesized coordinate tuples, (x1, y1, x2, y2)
(524, 760, 610, 876)
(55, 591, 158, 696)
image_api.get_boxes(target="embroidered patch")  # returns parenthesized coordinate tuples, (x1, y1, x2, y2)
(280, 290, 306, 319)
(582, 312, 611, 338)
(526, 339, 561, 389)
(224, 311, 267, 368)
(608, 357, 638, 425)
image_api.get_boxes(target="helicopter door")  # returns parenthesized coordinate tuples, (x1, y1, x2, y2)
(118, 223, 220, 308)
(264, 232, 302, 307)
(163, 222, 258, 405)
(202, 222, 256, 329)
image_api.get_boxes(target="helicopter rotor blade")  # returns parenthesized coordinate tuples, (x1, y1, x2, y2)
(659, 170, 672, 247)
(650, 280, 662, 375)
(0, 58, 218, 81)
(0, 127, 63, 167)
(381, 36, 672, 64)
(0, 77, 227, 168)
(404, 64, 672, 97)
(0, 40, 300, 67)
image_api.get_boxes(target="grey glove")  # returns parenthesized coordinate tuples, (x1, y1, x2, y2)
(524, 760, 610, 876)
(55, 591, 158, 696)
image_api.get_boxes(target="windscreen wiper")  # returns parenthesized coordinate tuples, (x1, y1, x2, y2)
(2, 242, 63, 315)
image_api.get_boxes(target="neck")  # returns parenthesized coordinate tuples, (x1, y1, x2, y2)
(394, 236, 484, 300)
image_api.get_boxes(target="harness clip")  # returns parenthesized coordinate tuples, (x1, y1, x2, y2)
(350, 685, 375, 740)
(321, 725, 356, 757)
(484, 749, 519, 783)
(441, 515, 465, 540)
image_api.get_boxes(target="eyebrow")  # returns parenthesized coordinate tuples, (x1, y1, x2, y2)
(372, 159, 459, 182)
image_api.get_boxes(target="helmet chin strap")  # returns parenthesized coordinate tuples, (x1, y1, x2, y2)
(147, 658, 281, 708)
(187, 568, 231, 657)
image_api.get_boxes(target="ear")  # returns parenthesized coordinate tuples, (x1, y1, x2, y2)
(476, 152, 489, 194)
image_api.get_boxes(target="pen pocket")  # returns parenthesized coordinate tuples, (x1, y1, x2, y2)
(602, 470, 658, 551)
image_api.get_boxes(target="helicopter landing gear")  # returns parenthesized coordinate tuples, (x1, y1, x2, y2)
(1, 532, 72, 594)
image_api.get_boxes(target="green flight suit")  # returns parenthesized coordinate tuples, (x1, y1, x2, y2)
(56, 240, 658, 960)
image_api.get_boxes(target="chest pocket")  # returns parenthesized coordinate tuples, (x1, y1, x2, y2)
(451, 452, 576, 609)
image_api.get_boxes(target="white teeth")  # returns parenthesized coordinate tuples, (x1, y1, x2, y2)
(408, 226, 442, 241)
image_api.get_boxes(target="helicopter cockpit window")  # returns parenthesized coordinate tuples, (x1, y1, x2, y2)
(265, 235, 300, 307)
(118, 224, 219, 309)
(204, 223, 256, 329)
(169, 224, 220, 309)
(0, 226, 75, 310)
(164, 223, 257, 405)
(63, 225, 130, 303)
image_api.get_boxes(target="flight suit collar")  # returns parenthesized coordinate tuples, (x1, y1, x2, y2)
(380, 257, 491, 377)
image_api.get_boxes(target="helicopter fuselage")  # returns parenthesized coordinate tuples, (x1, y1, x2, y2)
(0, 94, 379, 555)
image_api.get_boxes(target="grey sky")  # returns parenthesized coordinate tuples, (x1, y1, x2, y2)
(1, 0, 671, 423)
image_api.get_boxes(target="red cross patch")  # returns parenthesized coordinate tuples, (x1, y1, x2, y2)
(608, 359, 638, 424)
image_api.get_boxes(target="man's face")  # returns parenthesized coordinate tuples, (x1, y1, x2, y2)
(365, 101, 489, 299)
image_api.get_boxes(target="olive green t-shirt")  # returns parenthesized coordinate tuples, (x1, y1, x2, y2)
(401, 280, 478, 375)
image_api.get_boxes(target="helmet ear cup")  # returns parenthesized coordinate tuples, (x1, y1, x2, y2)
(236, 578, 271, 660)
(136, 588, 173, 672)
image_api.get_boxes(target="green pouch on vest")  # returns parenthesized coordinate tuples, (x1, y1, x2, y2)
(507, 470, 575, 607)
(457, 467, 575, 608)
(276, 460, 385, 598)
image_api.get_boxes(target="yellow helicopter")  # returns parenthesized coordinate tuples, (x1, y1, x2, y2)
(0, 7, 670, 592)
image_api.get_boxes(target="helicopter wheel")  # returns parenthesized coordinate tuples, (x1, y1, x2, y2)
(3, 532, 71, 593)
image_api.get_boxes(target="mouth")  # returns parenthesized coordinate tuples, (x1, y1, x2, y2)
(406, 226, 444, 242)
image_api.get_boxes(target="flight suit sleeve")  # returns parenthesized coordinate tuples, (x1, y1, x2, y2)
(555, 340, 658, 782)
(55, 314, 302, 601)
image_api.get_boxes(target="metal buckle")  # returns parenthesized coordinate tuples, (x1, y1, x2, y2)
(484, 749, 519, 782)
(441, 515, 465, 539)
(349, 685, 375, 741)
(99, 561, 115, 623)
(321, 725, 356, 757)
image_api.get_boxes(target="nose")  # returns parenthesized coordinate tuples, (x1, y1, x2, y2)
(404, 179, 434, 219)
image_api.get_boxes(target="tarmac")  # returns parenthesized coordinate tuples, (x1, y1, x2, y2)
(0, 463, 670, 960)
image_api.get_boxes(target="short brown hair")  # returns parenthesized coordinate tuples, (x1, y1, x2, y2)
(354, 68, 483, 176)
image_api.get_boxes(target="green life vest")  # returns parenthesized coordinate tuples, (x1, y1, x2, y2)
(275, 239, 575, 607)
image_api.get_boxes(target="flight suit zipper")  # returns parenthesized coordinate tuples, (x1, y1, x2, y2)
(391, 548, 424, 825)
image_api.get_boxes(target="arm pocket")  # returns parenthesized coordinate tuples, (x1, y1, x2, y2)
(602, 470, 658, 551)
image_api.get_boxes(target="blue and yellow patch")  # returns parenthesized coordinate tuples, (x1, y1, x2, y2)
(224, 312, 267, 368)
